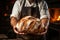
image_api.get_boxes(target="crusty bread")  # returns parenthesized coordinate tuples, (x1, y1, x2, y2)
(14, 16, 45, 35)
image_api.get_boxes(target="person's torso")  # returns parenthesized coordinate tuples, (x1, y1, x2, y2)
(19, 0, 40, 19)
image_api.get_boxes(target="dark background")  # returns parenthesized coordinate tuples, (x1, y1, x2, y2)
(0, 0, 60, 40)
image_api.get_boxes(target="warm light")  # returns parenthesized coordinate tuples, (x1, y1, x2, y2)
(50, 8, 60, 23)
(57, 16, 60, 21)
(4, 13, 8, 16)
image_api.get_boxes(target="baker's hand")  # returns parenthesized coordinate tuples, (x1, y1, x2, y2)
(39, 18, 48, 35)
(13, 25, 25, 35)
(13, 26, 19, 34)
(40, 27, 47, 35)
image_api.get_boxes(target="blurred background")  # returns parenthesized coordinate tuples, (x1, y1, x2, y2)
(0, 0, 60, 40)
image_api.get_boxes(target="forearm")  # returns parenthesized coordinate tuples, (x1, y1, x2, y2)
(41, 18, 48, 27)
(40, 18, 49, 35)
(10, 17, 18, 27)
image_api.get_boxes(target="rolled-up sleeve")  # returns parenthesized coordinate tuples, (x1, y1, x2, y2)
(39, 1, 50, 28)
(39, 1, 50, 20)
(10, 0, 21, 20)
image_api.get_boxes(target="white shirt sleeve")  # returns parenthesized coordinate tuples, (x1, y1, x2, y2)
(39, 1, 50, 20)
(10, 0, 24, 20)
